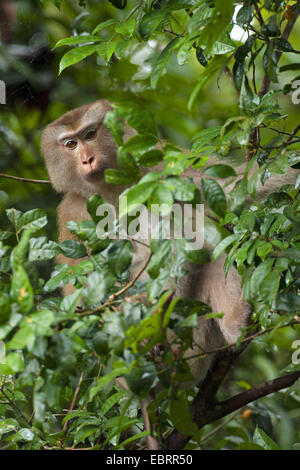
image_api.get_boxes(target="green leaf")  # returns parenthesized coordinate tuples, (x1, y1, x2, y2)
(201, 178, 227, 217)
(115, 18, 136, 38)
(83, 270, 116, 305)
(104, 110, 124, 146)
(97, 40, 118, 63)
(239, 76, 256, 113)
(256, 241, 272, 260)
(147, 268, 170, 301)
(151, 38, 183, 89)
(238, 442, 266, 450)
(273, 38, 300, 54)
(107, 240, 134, 276)
(60, 240, 87, 259)
(43, 267, 69, 293)
(67, 220, 97, 243)
(170, 400, 199, 436)
(53, 35, 103, 49)
(280, 63, 300, 72)
(240, 211, 256, 232)
(233, 60, 245, 92)
(101, 391, 127, 416)
(92, 19, 118, 35)
(125, 360, 157, 397)
(59, 44, 99, 74)
(177, 40, 194, 65)
(236, 4, 254, 27)
(139, 10, 167, 40)
(122, 134, 157, 154)
(193, 126, 222, 146)
(60, 289, 83, 314)
(5, 352, 25, 373)
(184, 247, 210, 264)
(109, 0, 127, 9)
(275, 292, 300, 313)
(204, 164, 236, 178)
(212, 234, 240, 261)
(187, 5, 212, 34)
(11, 228, 34, 270)
(87, 194, 106, 222)
(150, 183, 174, 214)
(117, 431, 150, 449)
(30, 310, 55, 336)
(0, 293, 11, 324)
(259, 271, 280, 304)
(188, 56, 228, 110)
(7, 325, 35, 350)
(29, 237, 60, 261)
(253, 427, 280, 450)
(17, 209, 47, 233)
(249, 259, 274, 296)
(119, 182, 157, 217)
(165, 177, 196, 201)
(261, 15, 280, 37)
(148, 240, 172, 279)
(114, 102, 157, 135)
(6, 208, 22, 229)
(10, 265, 34, 314)
(89, 367, 129, 399)
(263, 42, 278, 83)
(165, 0, 198, 9)
(139, 149, 164, 167)
(105, 169, 138, 185)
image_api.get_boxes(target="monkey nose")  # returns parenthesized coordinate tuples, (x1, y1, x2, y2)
(83, 156, 95, 166)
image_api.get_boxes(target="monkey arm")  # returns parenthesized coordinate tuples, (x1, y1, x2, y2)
(56, 193, 91, 296)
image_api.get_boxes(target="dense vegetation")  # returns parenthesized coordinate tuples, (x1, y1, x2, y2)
(0, 0, 299, 450)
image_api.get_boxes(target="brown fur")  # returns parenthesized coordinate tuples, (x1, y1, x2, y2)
(41, 100, 298, 385)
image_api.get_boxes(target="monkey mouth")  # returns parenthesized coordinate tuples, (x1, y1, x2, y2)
(83, 168, 104, 182)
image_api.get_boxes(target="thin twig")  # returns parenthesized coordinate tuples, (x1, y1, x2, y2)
(0, 173, 51, 184)
(200, 410, 240, 443)
(183, 318, 300, 362)
(1, 385, 31, 427)
(62, 372, 84, 433)
(77, 252, 152, 317)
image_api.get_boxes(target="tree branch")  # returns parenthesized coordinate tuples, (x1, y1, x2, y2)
(167, 369, 300, 450)
(214, 370, 300, 419)
(0, 173, 51, 184)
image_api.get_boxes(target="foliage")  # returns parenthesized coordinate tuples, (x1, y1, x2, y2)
(0, 0, 300, 450)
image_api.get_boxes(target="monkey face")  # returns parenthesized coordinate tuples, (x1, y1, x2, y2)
(41, 100, 119, 197)
(59, 124, 111, 183)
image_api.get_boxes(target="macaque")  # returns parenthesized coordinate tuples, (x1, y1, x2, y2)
(41, 99, 298, 388)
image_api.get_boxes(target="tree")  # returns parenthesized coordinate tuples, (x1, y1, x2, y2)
(0, 0, 299, 450)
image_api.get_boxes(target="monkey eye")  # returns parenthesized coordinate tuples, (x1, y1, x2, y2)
(85, 129, 97, 140)
(65, 140, 77, 150)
